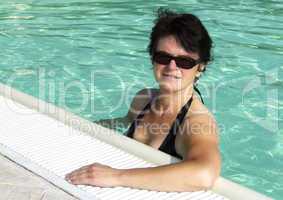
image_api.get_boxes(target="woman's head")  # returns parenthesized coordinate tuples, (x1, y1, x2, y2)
(148, 8, 213, 67)
(148, 8, 213, 92)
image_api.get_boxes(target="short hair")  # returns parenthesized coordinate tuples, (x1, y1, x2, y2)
(148, 8, 213, 71)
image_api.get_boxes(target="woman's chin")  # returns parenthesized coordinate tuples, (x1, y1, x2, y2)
(158, 81, 182, 93)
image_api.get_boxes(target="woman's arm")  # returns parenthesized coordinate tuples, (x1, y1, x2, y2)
(93, 88, 153, 131)
(65, 112, 221, 192)
(117, 113, 221, 192)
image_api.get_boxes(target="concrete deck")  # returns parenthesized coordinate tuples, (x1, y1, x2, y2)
(0, 154, 76, 200)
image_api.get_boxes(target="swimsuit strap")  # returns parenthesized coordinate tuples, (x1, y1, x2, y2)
(158, 96, 193, 159)
(193, 85, 204, 104)
(126, 95, 154, 138)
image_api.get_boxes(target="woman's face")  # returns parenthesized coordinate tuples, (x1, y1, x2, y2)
(153, 35, 201, 93)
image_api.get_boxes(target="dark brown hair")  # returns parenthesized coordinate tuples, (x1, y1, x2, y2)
(148, 8, 213, 71)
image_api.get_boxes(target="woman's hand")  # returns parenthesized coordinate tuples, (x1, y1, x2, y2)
(65, 163, 122, 187)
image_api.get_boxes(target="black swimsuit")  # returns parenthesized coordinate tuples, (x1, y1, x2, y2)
(126, 86, 204, 159)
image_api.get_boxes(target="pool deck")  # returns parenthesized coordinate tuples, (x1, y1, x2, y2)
(0, 154, 76, 200)
(0, 83, 273, 200)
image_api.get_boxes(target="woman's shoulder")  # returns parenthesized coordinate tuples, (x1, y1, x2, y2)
(184, 93, 218, 133)
(190, 92, 212, 116)
(176, 94, 219, 155)
(127, 88, 158, 121)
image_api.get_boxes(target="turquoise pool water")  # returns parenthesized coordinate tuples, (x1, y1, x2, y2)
(0, 1, 282, 199)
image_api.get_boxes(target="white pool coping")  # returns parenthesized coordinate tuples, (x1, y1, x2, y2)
(0, 83, 273, 200)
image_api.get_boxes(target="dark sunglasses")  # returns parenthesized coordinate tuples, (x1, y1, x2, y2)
(153, 51, 201, 69)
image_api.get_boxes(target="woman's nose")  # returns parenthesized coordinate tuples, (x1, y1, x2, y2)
(167, 59, 178, 70)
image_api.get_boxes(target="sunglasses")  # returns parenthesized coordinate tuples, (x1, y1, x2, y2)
(153, 51, 201, 69)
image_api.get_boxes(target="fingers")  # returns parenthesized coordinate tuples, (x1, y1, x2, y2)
(67, 172, 93, 185)
(66, 168, 85, 179)
(64, 163, 116, 187)
(65, 165, 88, 179)
(65, 163, 105, 184)
(65, 167, 93, 184)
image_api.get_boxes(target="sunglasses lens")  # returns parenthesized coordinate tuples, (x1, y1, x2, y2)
(176, 58, 196, 69)
(153, 52, 198, 69)
(154, 53, 171, 65)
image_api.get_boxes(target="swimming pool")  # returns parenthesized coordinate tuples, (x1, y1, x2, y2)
(0, 0, 282, 199)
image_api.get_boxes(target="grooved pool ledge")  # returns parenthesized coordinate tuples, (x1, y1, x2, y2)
(0, 83, 272, 200)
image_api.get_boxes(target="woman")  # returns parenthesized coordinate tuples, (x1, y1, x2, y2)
(65, 9, 221, 192)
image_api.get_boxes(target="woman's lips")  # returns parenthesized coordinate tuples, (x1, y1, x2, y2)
(162, 73, 181, 79)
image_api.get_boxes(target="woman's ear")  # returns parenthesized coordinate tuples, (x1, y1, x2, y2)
(195, 64, 205, 78)
(198, 64, 205, 72)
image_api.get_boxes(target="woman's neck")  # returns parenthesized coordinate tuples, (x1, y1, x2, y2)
(153, 85, 194, 116)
